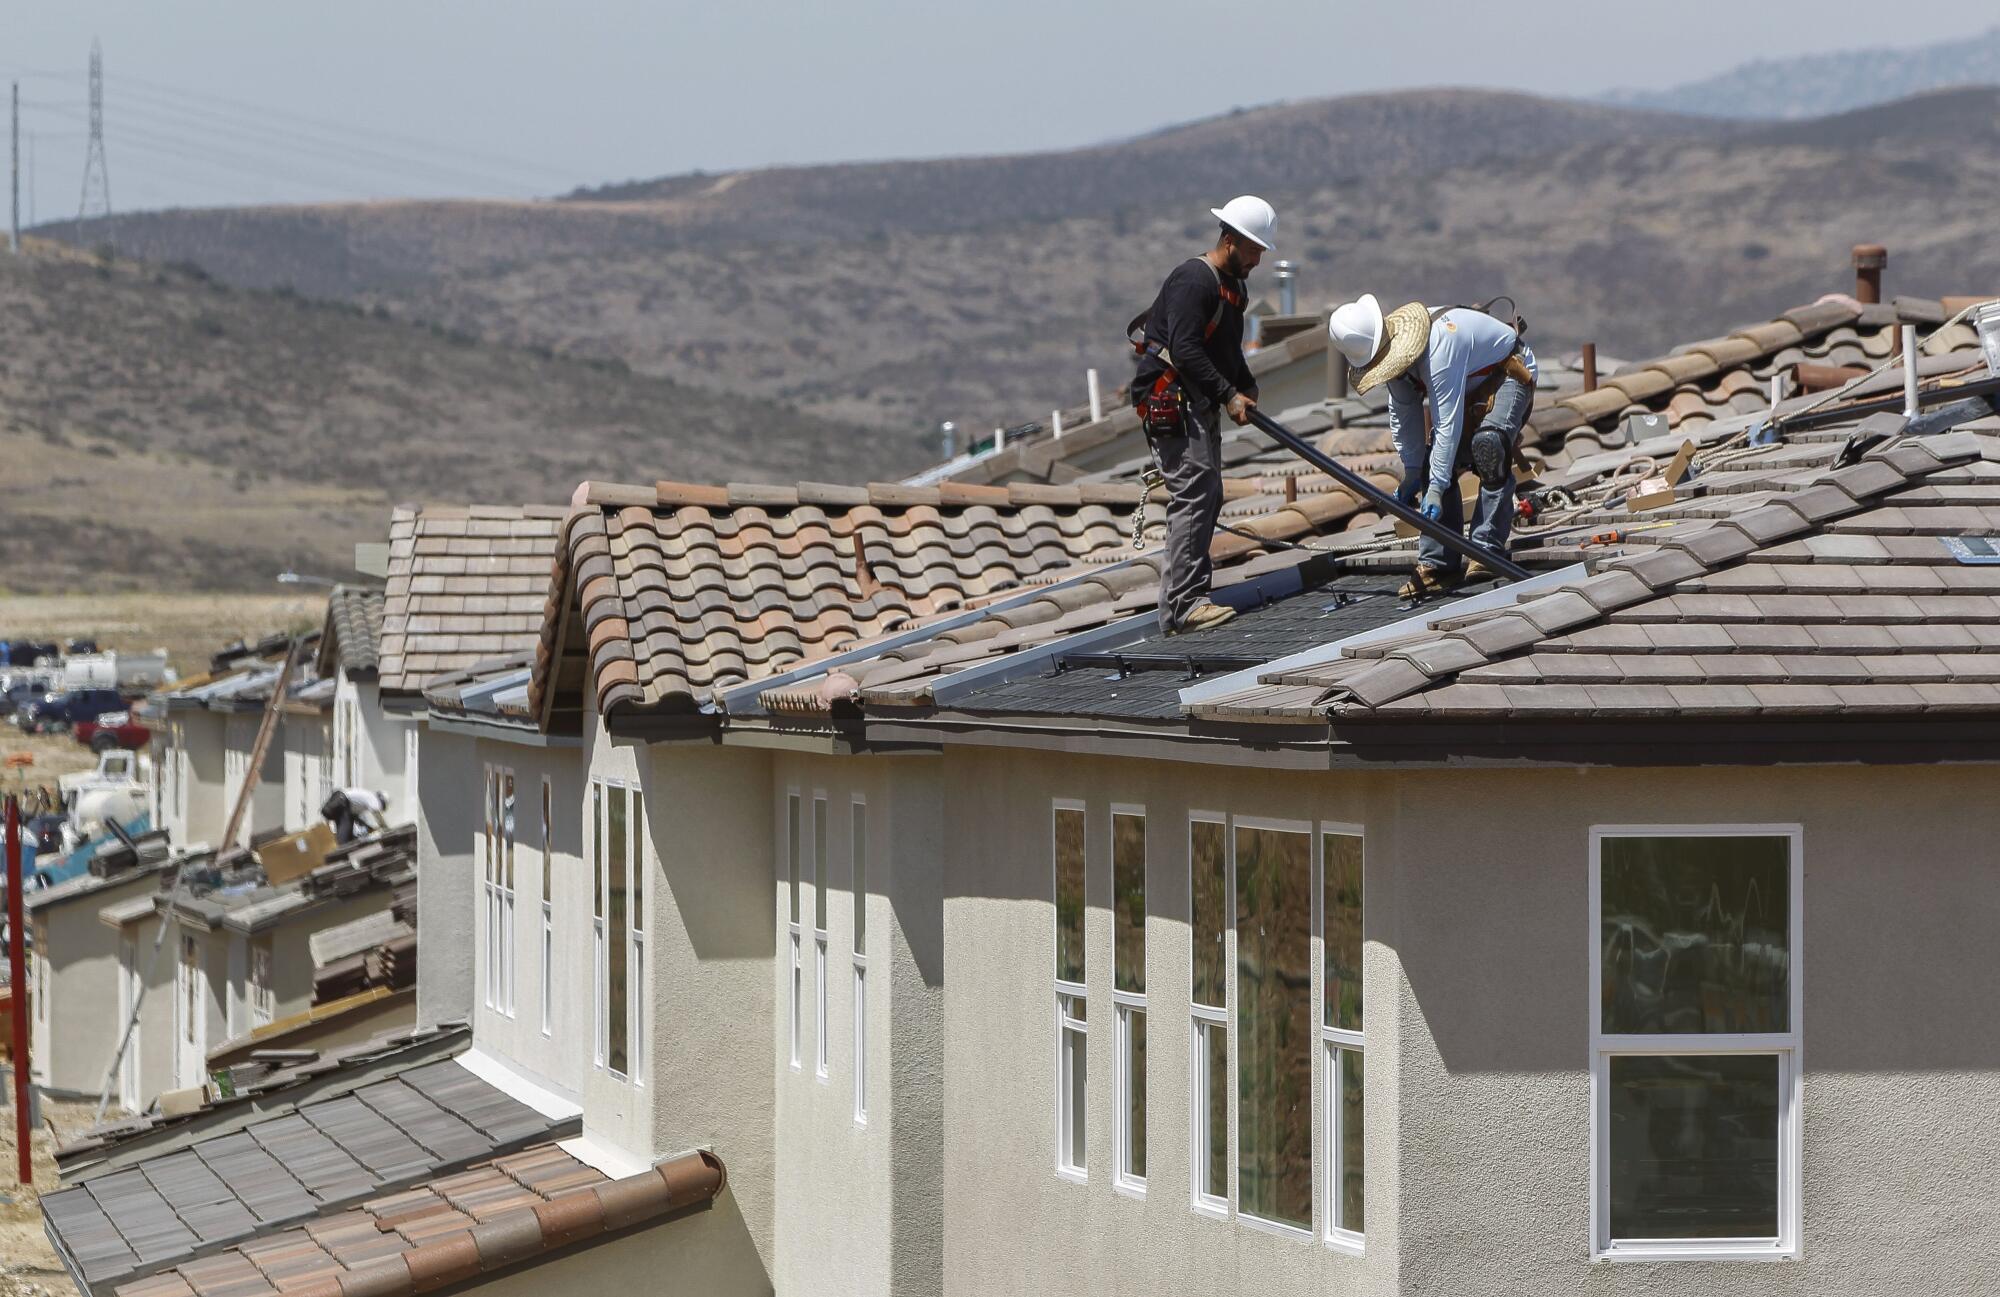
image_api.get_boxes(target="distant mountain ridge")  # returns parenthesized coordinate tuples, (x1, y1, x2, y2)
(1602, 25, 2000, 119)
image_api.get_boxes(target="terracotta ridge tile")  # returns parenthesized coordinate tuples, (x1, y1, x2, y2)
(578, 481, 659, 509)
(654, 481, 730, 509)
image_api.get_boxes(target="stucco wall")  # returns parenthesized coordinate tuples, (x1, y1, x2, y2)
(927, 744, 2000, 1297)
(223, 713, 287, 847)
(416, 725, 478, 1029)
(472, 1192, 770, 1297)
(163, 710, 228, 850)
(343, 678, 408, 813)
(769, 752, 944, 1297)
(30, 873, 164, 1098)
(936, 748, 1393, 1297)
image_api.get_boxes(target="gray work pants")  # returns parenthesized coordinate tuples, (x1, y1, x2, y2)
(1415, 375, 1533, 575)
(1149, 405, 1224, 632)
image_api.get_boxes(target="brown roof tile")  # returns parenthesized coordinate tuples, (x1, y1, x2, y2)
(380, 505, 568, 697)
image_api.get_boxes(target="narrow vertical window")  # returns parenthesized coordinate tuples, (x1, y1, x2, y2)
(482, 767, 496, 1010)
(592, 780, 605, 1067)
(1112, 808, 1146, 1191)
(787, 792, 802, 1070)
(1322, 830, 1364, 1248)
(251, 940, 274, 1026)
(1235, 822, 1312, 1233)
(540, 778, 553, 1038)
(1593, 830, 1799, 1260)
(1189, 815, 1228, 1212)
(606, 782, 630, 1076)
(1053, 801, 1087, 1179)
(629, 789, 646, 1083)
(852, 797, 869, 1124)
(814, 794, 830, 1080)
(501, 771, 516, 1018)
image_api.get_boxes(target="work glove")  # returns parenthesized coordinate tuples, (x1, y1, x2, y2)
(1420, 484, 1445, 521)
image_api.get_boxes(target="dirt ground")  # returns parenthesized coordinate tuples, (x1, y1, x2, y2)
(0, 1093, 95, 1290)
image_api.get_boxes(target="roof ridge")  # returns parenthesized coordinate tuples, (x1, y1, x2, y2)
(1315, 426, 1984, 715)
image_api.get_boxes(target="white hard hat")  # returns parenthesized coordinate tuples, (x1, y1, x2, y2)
(1210, 195, 1276, 250)
(1328, 294, 1386, 369)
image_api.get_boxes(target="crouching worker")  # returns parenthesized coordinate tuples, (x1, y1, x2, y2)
(1328, 295, 1537, 597)
(321, 786, 390, 845)
(1128, 195, 1278, 635)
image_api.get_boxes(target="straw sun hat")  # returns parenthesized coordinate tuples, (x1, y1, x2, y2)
(1328, 293, 1431, 395)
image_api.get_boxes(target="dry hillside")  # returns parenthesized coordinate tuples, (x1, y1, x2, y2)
(49, 88, 2000, 437)
(0, 245, 923, 593)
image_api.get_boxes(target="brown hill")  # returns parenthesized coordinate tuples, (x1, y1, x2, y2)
(0, 244, 922, 594)
(37, 87, 2000, 438)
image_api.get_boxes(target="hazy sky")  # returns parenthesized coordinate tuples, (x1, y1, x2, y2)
(1, 0, 1992, 217)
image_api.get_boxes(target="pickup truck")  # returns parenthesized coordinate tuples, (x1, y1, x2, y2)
(16, 687, 129, 734)
(74, 712, 152, 753)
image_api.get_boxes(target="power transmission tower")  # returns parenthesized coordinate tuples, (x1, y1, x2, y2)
(75, 38, 112, 250)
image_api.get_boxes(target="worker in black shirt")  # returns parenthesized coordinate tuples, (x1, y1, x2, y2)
(1129, 195, 1277, 634)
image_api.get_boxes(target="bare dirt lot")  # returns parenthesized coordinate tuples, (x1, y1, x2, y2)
(0, 1093, 96, 1292)
(0, 592, 324, 680)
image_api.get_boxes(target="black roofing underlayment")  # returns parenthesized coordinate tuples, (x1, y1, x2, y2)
(949, 573, 1503, 720)
(42, 1058, 564, 1293)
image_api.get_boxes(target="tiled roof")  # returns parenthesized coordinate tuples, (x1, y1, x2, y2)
(43, 1053, 568, 1295)
(1193, 422, 2000, 723)
(379, 505, 568, 698)
(317, 587, 386, 679)
(108, 1146, 724, 1297)
(532, 479, 1148, 717)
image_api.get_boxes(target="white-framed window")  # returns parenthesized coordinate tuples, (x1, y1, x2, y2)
(318, 719, 336, 812)
(592, 780, 605, 1066)
(787, 791, 802, 1071)
(1321, 826, 1364, 1252)
(1591, 826, 1801, 1262)
(1189, 813, 1228, 1216)
(540, 777, 554, 1038)
(344, 697, 361, 788)
(813, 794, 830, 1080)
(1053, 800, 1087, 1181)
(481, 765, 517, 1017)
(1232, 817, 1314, 1238)
(250, 939, 275, 1027)
(1111, 806, 1146, 1194)
(404, 727, 419, 812)
(591, 777, 641, 1080)
(851, 795, 869, 1125)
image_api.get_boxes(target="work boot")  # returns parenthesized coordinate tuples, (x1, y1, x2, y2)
(1396, 564, 1461, 601)
(1168, 601, 1236, 636)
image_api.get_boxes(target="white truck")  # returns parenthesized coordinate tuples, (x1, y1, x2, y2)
(57, 749, 154, 850)
(59, 650, 174, 692)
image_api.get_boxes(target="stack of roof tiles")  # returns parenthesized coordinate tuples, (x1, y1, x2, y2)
(320, 587, 386, 679)
(535, 479, 1148, 715)
(303, 825, 418, 902)
(380, 505, 568, 698)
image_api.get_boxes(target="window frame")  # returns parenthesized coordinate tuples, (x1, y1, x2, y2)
(851, 794, 869, 1126)
(591, 779, 606, 1067)
(1187, 810, 1229, 1220)
(1319, 821, 1365, 1255)
(787, 790, 802, 1072)
(1229, 814, 1317, 1242)
(1587, 823, 1804, 1263)
(813, 792, 830, 1082)
(540, 776, 554, 1038)
(1110, 802, 1147, 1197)
(594, 776, 636, 1081)
(1052, 798, 1088, 1183)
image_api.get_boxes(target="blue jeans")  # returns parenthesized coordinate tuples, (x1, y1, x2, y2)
(1410, 375, 1532, 575)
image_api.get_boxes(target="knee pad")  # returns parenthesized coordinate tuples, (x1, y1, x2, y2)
(1470, 427, 1510, 489)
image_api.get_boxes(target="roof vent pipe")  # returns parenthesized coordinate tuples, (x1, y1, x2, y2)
(1274, 260, 1297, 315)
(1051, 409, 1064, 439)
(1902, 324, 1920, 417)
(1581, 342, 1598, 393)
(940, 421, 956, 459)
(1852, 243, 1887, 304)
(1086, 369, 1103, 423)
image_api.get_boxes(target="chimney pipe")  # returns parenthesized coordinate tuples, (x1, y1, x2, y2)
(1902, 324, 1920, 417)
(1051, 409, 1063, 439)
(1086, 369, 1103, 423)
(1581, 342, 1599, 393)
(940, 421, 956, 459)
(1274, 260, 1297, 316)
(1852, 244, 1887, 305)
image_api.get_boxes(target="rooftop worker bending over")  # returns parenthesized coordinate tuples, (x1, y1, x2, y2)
(321, 786, 389, 846)
(1128, 195, 1278, 635)
(1329, 295, 1537, 598)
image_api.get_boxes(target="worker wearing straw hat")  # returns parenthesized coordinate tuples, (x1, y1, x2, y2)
(1328, 294, 1537, 598)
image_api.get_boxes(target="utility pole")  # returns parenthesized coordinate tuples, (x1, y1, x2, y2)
(11, 82, 19, 255)
(76, 38, 112, 251)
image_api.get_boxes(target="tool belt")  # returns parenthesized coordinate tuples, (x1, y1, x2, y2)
(1465, 351, 1537, 428)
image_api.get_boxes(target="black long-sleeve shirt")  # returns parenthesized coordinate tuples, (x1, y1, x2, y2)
(1133, 257, 1256, 420)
